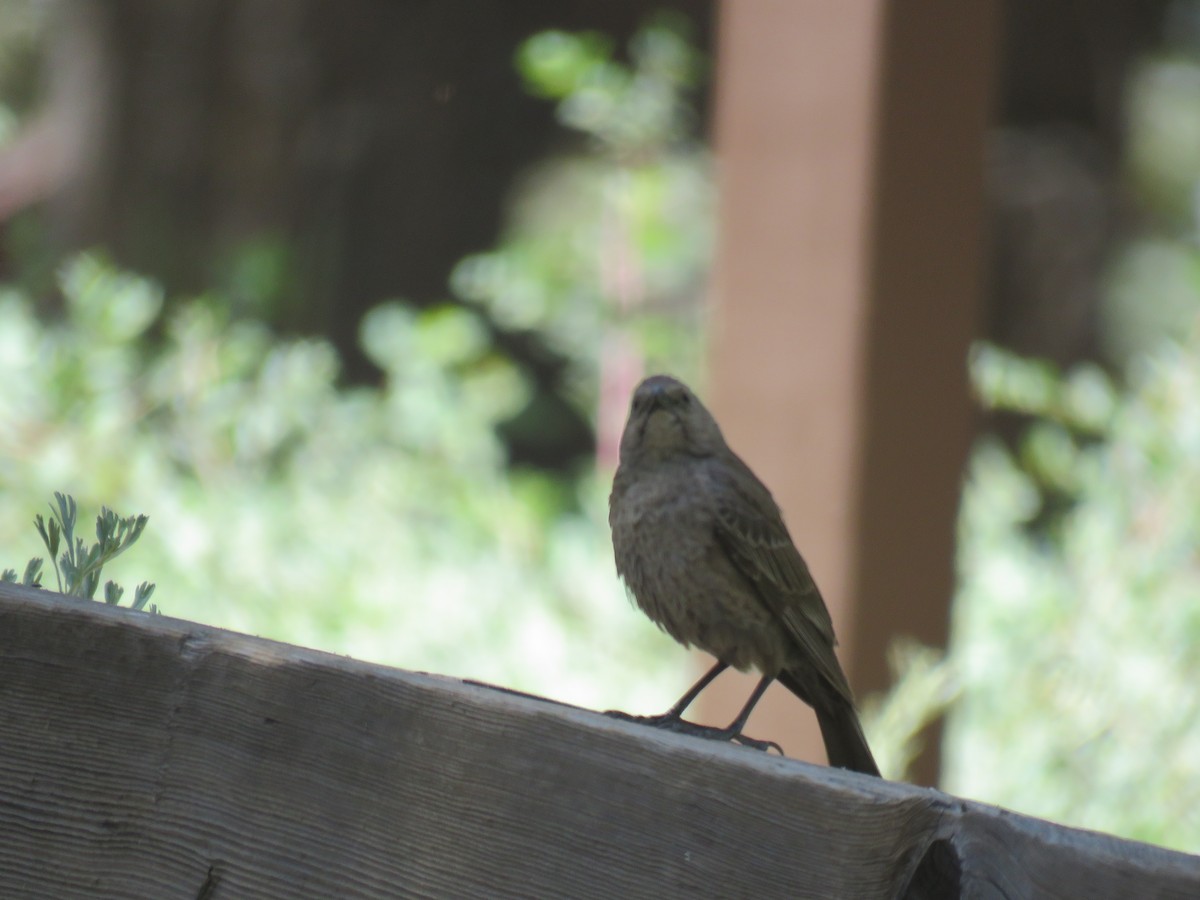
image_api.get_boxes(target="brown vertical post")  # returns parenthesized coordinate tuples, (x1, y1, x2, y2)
(702, 0, 997, 785)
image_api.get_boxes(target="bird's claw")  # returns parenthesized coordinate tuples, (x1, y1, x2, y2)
(731, 733, 784, 754)
(603, 709, 649, 723)
(603, 709, 681, 728)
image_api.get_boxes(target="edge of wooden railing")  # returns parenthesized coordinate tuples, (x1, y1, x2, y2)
(1, 581, 1197, 899)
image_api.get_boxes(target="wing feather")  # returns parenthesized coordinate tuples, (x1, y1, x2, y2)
(709, 454, 855, 705)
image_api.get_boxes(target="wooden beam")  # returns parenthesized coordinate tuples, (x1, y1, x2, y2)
(705, 0, 997, 783)
(2, 585, 1198, 898)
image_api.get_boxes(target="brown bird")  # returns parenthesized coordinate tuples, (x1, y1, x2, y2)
(608, 374, 880, 776)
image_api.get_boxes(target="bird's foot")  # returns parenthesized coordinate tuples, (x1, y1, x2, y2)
(603, 709, 681, 728)
(604, 709, 783, 754)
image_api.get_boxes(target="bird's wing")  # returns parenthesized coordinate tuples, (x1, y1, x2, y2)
(709, 454, 855, 705)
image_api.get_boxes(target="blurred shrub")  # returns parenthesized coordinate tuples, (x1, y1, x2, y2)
(1102, 3, 1200, 365)
(876, 12, 1200, 842)
(0, 254, 684, 712)
(517, 15, 704, 156)
(458, 14, 712, 425)
(0, 18, 714, 719)
(940, 339, 1200, 852)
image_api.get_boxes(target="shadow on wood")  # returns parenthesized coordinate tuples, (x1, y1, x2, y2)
(1, 583, 1197, 898)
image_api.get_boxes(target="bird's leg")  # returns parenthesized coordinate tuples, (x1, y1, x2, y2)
(717, 675, 783, 754)
(605, 660, 728, 726)
(606, 666, 783, 754)
(658, 660, 731, 722)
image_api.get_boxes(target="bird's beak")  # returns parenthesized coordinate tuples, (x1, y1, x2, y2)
(641, 382, 669, 410)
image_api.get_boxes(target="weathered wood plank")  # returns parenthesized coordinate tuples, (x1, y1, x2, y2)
(0, 582, 1197, 899)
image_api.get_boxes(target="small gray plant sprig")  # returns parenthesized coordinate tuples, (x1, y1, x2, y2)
(1, 492, 157, 612)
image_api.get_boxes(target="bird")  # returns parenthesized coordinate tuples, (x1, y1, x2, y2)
(607, 374, 880, 776)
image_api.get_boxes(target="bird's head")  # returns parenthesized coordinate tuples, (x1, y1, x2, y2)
(618, 374, 727, 463)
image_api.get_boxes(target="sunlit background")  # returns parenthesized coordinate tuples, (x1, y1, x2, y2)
(1, 1, 1198, 853)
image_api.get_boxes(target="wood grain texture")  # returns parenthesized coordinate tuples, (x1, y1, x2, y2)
(1, 583, 1197, 899)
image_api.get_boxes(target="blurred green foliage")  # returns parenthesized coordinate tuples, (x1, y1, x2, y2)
(872, 4, 1200, 850)
(940, 340, 1200, 852)
(517, 14, 704, 155)
(0, 254, 685, 712)
(459, 14, 712, 421)
(0, 19, 710, 727)
(1102, 1, 1200, 364)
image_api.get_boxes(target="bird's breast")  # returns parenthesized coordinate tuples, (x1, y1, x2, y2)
(610, 460, 791, 673)
(613, 467, 708, 551)
(611, 465, 711, 618)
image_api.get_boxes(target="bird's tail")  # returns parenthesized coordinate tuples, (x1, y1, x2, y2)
(778, 669, 881, 777)
(815, 703, 880, 777)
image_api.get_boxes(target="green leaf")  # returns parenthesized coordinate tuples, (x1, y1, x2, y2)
(22, 494, 154, 605)
(132, 582, 157, 612)
(54, 492, 77, 544)
(516, 30, 612, 100)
